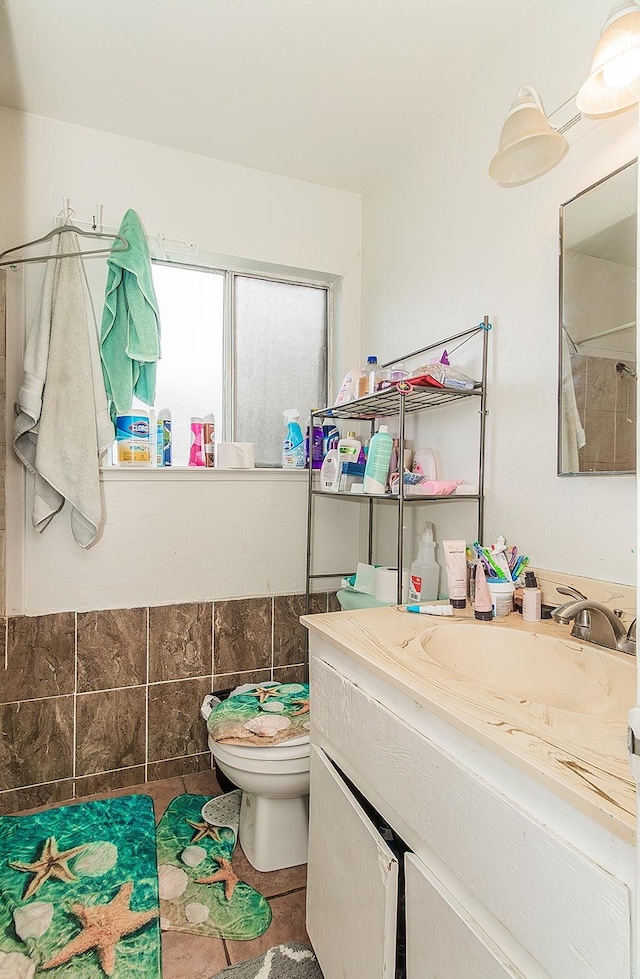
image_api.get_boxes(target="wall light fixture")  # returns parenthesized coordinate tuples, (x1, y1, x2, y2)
(577, 0, 640, 117)
(488, 85, 569, 188)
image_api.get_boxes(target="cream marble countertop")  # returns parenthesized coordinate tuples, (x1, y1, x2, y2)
(302, 604, 636, 845)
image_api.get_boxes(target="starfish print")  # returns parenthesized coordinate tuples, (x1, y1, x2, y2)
(186, 818, 221, 844)
(41, 881, 158, 976)
(291, 697, 310, 716)
(245, 686, 281, 704)
(195, 856, 240, 901)
(10, 836, 88, 901)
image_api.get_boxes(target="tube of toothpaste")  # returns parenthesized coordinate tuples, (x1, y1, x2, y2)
(403, 604, 454, 616)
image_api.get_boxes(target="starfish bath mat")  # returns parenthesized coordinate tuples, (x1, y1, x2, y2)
(156, 793, 271, 940)
(0, 793, 161, 978)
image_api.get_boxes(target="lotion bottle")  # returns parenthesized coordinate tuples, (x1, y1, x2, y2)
(522, 571, 542, 622)
(363, 425, 393, 494)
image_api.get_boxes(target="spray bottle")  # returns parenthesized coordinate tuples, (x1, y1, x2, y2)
(409, 523, 441, 602)
(189, 417, 205, 467)
(156, 409, 172, 467)
(282, 409, 306, 468)
(203, 413, 216, 467)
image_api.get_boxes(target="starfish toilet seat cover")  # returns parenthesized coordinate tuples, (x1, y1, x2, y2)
(207, 682, 310, 746)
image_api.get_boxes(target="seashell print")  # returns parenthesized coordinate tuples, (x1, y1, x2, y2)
(158, 863, 189, 900)
(244, 714, 291, 737)
(184, 901, 210, 924)
(275, 684, 305, 695)
(260, 701, 285, 713)
(73, 841, 118, 877)
(180, 845, 207, 868)
(0, 951, 36, 979)
(303, 720, 311, 729)
(13, 902, 54, 940)
(160, 916, 172, 932)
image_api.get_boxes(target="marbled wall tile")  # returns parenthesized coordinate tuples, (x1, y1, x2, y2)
(615, 412, 636, 471)
(327, 591, 341, 612)
(211, 670, 271, 694)
(147, 753, 211, 781)
(274, 593, 325, 668)
(148, 677, 212, 762)
(77, 607, 147, 692)
(214, 597, 272, 675)
(0, 778, 74, 815)
(4, 613, 75, 702)
(149, 602, 212, 682)
(0, 697, 74, 790)
(582, 408, 615, 469)
(74, 765, 147, 798)
(586, 356, 616, 411)
(76, 686, 146, 776)
(273, 665, 307, 685)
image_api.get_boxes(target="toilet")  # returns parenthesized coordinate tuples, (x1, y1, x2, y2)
(201, 697, 311, 873)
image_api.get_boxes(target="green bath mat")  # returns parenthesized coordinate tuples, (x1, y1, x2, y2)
(0, 794, 161, 978)
(156, 793, 271, 940)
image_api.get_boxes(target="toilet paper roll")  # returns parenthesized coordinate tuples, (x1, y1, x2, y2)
(374, 567, 409, 604)
(215, 442, 255, 469)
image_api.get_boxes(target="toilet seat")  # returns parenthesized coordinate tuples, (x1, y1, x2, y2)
(209, 732, 310, 765)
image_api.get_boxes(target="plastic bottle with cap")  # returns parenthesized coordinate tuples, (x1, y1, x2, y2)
(522, 571, 542, 622)
(409, 523, 441, 602)
(363, 425, 393, 494)
(282, 409, 306, 468)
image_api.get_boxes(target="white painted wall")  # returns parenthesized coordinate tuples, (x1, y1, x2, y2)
(1, 107, 362, 613)
(360, 0, 638, 585)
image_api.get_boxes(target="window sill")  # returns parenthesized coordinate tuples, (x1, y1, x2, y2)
(100, 466, 310, 482)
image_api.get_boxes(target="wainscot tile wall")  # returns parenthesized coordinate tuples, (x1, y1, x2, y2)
(0, 592, 332, 814)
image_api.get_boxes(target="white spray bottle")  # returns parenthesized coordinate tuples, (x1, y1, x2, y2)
(409, 523, 441, 602)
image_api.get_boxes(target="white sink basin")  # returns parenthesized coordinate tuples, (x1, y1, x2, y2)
(419, 623, 633, 716)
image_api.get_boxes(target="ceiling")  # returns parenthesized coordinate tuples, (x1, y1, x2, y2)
(0, 0, 531, 192)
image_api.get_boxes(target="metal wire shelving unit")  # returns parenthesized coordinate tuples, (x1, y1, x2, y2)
(304, 317, 491, 664)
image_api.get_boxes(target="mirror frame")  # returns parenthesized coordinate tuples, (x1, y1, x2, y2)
(557, 157, 637, 477)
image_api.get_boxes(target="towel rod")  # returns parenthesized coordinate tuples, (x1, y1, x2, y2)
(0, 223, 128, 268)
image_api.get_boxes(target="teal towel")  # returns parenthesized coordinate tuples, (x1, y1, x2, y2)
(100, 209, 161, 415)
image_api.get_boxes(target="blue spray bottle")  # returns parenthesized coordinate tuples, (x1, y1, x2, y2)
(282, 409, 306, 468)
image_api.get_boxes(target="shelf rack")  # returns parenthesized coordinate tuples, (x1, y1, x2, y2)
(304, 317, 491, 666)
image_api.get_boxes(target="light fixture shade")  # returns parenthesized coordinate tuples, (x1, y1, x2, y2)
(577, 1, 640, 117)
(489, 86, 569, 188)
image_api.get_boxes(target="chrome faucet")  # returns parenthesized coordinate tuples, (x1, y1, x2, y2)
(551, 586, 636, 655)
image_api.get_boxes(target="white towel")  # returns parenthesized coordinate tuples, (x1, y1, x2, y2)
(13, 232, 115, 547)
(561, 337, 586, 472)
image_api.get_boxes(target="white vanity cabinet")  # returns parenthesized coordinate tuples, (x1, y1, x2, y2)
(306, 633, 634, 979)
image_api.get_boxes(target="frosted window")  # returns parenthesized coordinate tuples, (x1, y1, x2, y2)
(149, 263, 224, 466)
(235, 277, 327, 466)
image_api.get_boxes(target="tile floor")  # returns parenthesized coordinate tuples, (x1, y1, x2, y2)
(14, 769, 310, 979)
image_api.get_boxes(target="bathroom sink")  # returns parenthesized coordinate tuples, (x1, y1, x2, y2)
(419, 624, 633, 716)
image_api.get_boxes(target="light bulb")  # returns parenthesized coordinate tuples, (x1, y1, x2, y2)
(602, 45, 640, 87)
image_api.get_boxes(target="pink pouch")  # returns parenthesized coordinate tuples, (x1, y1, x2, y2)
(407, 479, 462, 496)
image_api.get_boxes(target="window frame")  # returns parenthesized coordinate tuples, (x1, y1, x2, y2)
(150, 256, 333, 451)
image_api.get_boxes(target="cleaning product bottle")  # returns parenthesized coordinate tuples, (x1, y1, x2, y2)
(203, 413, 215, 467)
(305, 416, 324, 469)
(282, 409, 306, 468)
(337, 431, 361, 463)
(365, 355, 379, 395)
(320, 448, 340, 491)
(363, 425, 393, 494)
(334, 369, 364, 406)
(409, 523, 441, 602)
(189, 417, 205, 466)
(156, 409, 172, 467)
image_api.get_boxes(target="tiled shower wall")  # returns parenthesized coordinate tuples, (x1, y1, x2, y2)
(573, 353, 637, 472)
(0, 592, 336, 814)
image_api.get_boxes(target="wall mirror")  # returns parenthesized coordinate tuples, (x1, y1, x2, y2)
(558, 159, 637, 475)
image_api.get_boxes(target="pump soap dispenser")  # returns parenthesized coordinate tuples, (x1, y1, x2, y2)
(409, 523, 441, 603)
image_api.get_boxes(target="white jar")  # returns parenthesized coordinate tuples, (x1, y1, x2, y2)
(487, 580, 515, 617)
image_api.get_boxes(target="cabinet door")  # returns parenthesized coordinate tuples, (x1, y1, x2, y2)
(405, 854, 526, 979)
(307, 745, 399, 979)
